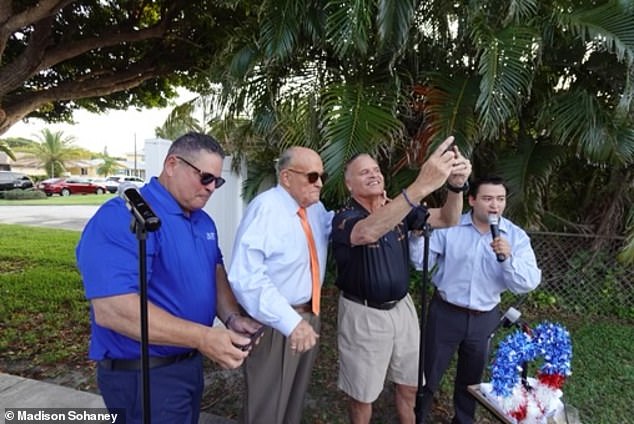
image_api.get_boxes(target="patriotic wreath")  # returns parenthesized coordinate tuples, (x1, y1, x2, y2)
(485, 321, 573, 423)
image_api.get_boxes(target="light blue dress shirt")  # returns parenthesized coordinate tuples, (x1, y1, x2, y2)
(228, 185, 333, 336)
(410, 211, 541, 311)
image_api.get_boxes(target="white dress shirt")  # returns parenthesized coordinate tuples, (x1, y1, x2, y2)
(410, 211, 541, 311)
(228, 185, 333, 336)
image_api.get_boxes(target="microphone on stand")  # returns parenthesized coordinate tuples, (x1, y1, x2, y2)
(119, 182, 161, 232)
(489, 306, 522, 341)
(488, 213, 506, 262)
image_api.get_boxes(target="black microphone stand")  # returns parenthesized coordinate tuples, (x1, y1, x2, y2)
(414, 223, 432, 424)
(129, 215, 160, 424)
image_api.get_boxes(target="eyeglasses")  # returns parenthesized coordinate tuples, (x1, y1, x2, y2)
(286, 168, 328, 184)
(176, 155, 226, 188)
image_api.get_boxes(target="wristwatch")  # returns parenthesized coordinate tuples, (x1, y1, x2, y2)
(447, 181, 469, 193)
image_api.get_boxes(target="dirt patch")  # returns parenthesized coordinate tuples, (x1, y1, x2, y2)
(1, 286, 497, 423)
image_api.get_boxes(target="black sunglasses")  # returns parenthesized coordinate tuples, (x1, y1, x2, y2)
(286, 168, 328, 184)
(176, 156, 226, 188)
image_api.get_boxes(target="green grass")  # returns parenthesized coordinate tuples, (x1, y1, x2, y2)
(0, 223, 632, 423)
(0, 193, 114, 206)
(564, 321, 634, 423)
(0, 224, 89, 368)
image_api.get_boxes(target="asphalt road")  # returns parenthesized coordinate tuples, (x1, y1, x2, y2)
(0, 205, 100, 231)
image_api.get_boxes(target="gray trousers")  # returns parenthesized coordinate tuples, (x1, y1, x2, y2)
(241, 312, 320, 424)
(420, 293, 500, 424)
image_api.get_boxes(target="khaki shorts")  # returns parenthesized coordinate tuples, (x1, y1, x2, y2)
(337, 293, 421, 403)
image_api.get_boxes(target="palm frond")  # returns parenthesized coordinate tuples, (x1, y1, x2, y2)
(562, 1, 634, 64)
(421, 72, 481, 155)
(326, 0, 373, 58)
(541, 89, 634, 166)
(156, 100, 203, 140)
(376, 0, 415, 55)
(260, 0, 302, 60)
(241, 152, 278, 202)
(0, 139, 16, 160)
(473, 23, 538, 139)
(319, 82, 404, 202)
(228, 44, 260, 81)
(299, 1, 326, 42)
(496, 139, 568, 228)
(506, 0, 538, 24)
(276, 94, 322, 151)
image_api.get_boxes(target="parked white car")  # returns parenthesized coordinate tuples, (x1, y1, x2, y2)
(105, 175, 145, 193)
(90, 177, 119, 194)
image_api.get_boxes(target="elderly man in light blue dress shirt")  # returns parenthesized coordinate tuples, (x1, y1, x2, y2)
(411, 175, 542, 424)
(228, 146, 333, 424)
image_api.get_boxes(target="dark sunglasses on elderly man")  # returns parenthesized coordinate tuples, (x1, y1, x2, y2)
(286, 168, 328, 184)
(176, 155, 226, 188)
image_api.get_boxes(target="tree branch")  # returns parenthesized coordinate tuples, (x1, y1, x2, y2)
(0, 61, 167, 134)
(0, 16, 55, 95)
(40, 23, 169, 71)
(0, 16, 170, 96)
(0, 0, 72, 59)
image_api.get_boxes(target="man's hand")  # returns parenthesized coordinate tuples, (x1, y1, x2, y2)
(227, 315, 265, 350)
(228, 314, 262, 336)
(491, 236, 512, 261)
(447, 148, 472, 187)
(411, 136, 457, 196)
(197, 327, 250, 369)
(288, 319, 319, 353)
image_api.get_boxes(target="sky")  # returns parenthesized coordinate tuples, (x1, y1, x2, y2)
(4, 90, 198, 157)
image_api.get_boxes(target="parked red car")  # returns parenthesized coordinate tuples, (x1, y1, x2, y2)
(41, 177, 108, 196)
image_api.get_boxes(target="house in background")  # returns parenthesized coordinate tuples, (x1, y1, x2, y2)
(122, 150, 146, 180)
(0, 152, 47, 177)
(0, 151, 143, 180)
(0, 152, 10, 171)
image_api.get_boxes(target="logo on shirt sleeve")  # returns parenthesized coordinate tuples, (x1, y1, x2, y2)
(206, 232, 216, 241)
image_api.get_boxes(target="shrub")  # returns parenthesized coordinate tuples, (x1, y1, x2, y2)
(1, 188, 47, 200)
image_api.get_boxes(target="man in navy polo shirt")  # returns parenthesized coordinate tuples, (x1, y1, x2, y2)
(76, 132, 260, 424)
(331, 136, 472, 424)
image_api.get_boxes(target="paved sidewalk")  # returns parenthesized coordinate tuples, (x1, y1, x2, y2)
(0, 205, 99, 231)
(0, 373, 235, 424)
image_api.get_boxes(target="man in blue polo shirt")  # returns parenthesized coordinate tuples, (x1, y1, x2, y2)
(76, 132, 260, 424)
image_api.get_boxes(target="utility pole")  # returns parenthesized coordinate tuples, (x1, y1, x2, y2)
(134, 133, 138, 177)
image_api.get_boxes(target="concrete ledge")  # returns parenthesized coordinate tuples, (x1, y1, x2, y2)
(0, 373, 235, 424)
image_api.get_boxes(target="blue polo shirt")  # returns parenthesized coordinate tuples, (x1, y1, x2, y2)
(76, 177, 222, 360)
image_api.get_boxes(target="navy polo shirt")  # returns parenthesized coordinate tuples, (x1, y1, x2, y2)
(332, 198, 428, 303)
(77, 177, 222, 360)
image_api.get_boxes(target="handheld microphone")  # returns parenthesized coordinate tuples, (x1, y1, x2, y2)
(488, 213, 506, 262)
(119, 182, 161, 232)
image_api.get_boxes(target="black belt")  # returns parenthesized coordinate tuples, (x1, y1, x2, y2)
(98, 350, 198, 371)
(342, 292, 401, 310)
(433, 290, 487, 315)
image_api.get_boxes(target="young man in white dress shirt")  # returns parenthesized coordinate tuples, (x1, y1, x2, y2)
(413, 175, 542, 423)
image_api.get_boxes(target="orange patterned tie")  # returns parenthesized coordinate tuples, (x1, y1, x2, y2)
(297, 207, 320, 315)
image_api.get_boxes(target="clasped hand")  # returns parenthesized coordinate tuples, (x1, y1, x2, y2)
(289, 319, 319, 354)
(199, 315, 262, 369)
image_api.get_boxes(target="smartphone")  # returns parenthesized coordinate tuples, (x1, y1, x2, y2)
(236, 326, 266, 351)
